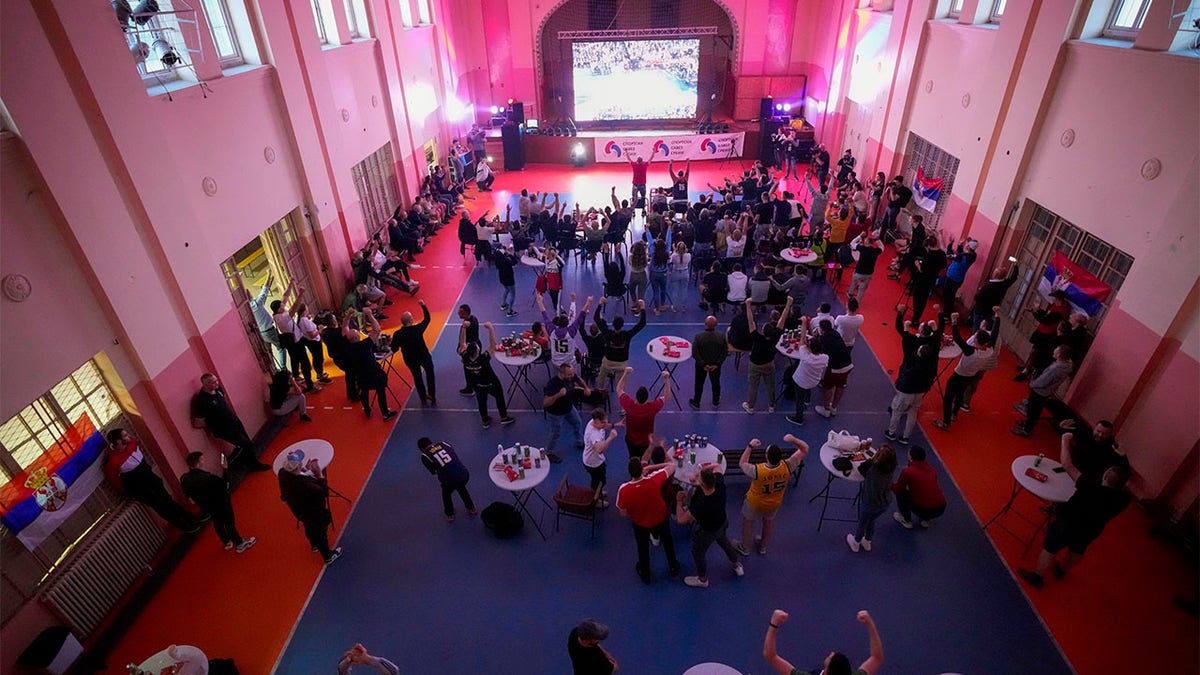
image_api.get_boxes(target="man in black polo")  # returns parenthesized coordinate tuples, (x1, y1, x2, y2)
(190, 373, 271, 471)
(878, 175, 912, 241)
(690, 315, 727, 410)
(391, 299, 436, 405)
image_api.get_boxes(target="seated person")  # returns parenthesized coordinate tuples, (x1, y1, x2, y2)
(748, 265, 773, 305)
(726, 263, 749, 304)
(267, 371, 311, 422)
(699, 260, 730, 312)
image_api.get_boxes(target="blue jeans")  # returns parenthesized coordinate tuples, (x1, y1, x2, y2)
(547, 407, 583, 456)
(501, 284, 516, 309)
(650, 270, 669, 308)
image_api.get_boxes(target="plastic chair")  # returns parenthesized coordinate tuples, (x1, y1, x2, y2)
(553, 475, 603, 539)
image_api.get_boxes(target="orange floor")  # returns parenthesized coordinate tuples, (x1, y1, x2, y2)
(99, 163, 1198, 674)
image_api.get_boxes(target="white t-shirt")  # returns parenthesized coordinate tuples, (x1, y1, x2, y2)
(727, 271, 749, 302)
(834, 313, 865, 346)
(272, 312, 296, 338)
(726, 237, 746, 258)
(811, 312, 834, 333)
(582, 424, 609, 468)
(791, 346, 830, 389)
(298, 316, 321, 342)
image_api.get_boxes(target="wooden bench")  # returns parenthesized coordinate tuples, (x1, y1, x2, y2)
(720, 447, 804, 487)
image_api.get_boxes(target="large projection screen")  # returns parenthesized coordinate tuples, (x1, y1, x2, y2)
(572, 39, 700, 121)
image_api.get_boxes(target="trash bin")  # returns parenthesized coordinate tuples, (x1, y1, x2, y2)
(18, 626, 83, 675)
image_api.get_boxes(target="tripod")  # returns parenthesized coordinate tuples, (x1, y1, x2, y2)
(719, 135, 745, 172)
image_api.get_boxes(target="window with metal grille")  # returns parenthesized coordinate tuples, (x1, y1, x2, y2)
(199, 0, 244, 65)
(1104, 0, 1149, 39)
(1003, 202, 1134, 354)
(0, 359, 133, 626)
(352, 143, 402, 238)
(124, 1, 183, 86)
(900, 132, 960, 229)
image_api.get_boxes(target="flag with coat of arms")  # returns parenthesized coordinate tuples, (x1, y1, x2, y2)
(912, 166, 944, 211)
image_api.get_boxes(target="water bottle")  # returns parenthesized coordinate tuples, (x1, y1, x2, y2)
(518, 466, 526, 479)
(498, 444, 506, 463)
(1035, 453, 1044, 467)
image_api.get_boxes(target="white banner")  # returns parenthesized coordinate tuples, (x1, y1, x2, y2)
(593, 132, 744, 163)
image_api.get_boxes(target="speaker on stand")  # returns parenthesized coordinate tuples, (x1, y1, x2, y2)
(501, 122, 525, 171)
(507, 101, 525, 125)
(759, 119, 783, 166)
(758, 97, 774, 121)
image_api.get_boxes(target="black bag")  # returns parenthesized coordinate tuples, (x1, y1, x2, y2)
(481, 502, 524, 538)
(208, 659, 239, 675)
(831, 456, 854, 476)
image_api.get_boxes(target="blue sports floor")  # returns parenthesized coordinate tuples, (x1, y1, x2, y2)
(275, 232, 1072, 674)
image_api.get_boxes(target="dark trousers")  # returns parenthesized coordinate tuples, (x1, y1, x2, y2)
(632, 518, 679, 578)
(279, 333, 312, 386)
(585, 462, 607, 492)
(896, 491, 946, 523)
(358, 381, 391, 415)
(302, 514, 332, 559)
(211, 423, 260, 469)
(910, 282, 936, 322)
(693, 362, 722, 405)
(1022, 390, 1051, 433)
(301, 338, 325, 376)
(406, 355, 436, 402)
(473, 380, 507, 420)
(691, 520, 739, 579)
(440, 478, 476, 517)
(943, 278, 963, 312)
(119, 462, 197, 530)
(210, 505, 243, 545)
(942, 372, 971, 424)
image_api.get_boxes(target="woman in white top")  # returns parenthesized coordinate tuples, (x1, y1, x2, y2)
(834, 297, 866, 352)
(668, 241, 692, 312)
(271, 293, 315, 390)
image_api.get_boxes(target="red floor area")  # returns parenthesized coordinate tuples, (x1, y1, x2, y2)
(100, 162, 1197, 674)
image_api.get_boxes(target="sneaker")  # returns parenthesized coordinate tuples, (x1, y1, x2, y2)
(500, 304, 509, 310)
(446, 514, 455, 523)
(931, 419, 950, 431)
(382, 410, 398, 421)
(959, 404, 972, 412)
(482, 417, 492, 429)
(846, 534, 861, 552)
(1010, 426, 1032, 438)
(688, 399, 700, 410)
(1017, 568, 1044, 589)
(741, 402, 754, 414)
(893, 512, 913, 529)
(306, 384, 323, 393)
(921, 518, 934, 529)
(324, 547, 343, 564)
(317, 374, 333, 384)
(815, 405, 833, 418)
(506, 310, 519, 317)
(1013, 403, 1029, 416)
(785, 414, 804, 426)
(861, 539, 872, 552)
(224, 541, 234, 551)
(299, 414, 313, 423)
(733, 562, 745, 577)
(734, 542, 750, 556)
(460, 387, 475, 396)
(884, 430, 898, 441)
(757, 543, 767, 555)
(596, 500, 610, 509)
(683, 575, 709, 588)
(499, 416, 516, 426)
(898, 436, 910, 445)
(235, 536, 257, 554)
(650, 534, 661, 547)
(767, 405, 775, 413)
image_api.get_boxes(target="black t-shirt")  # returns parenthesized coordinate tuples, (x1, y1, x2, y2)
(543, 376, 580, 415)
(462, 350, 498, 386)
(915, 249, 948, 286)
(568, 628, 614, 675)
(1069, 430, 1125, 479)
(688, 473, 728, 531)
(461, 314, 480, 345)
(191, 388, 241, 432)
(702, 271, 728, 298)
(494, 252, 516, 286)
(855, 245, 883, 276)
(749, 324, 782, 365)
(890, 185, 913, 208)
(754, 201, 774, 225)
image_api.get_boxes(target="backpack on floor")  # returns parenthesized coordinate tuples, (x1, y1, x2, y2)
(481, 501, 524, 538)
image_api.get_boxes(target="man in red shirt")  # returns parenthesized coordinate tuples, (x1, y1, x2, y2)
(628, 147, 659, 205)
(617, 367, 669, 459)
(616, 457, 681, 583)
(890, 446, 947, 529)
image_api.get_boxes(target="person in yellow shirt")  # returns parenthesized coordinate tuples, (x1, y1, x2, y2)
(735, 435, 809, 555)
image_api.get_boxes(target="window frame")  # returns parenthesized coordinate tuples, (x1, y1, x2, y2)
(398, 0, 414, 28)
(948, 0, 964, 19)
(200, 0, 245, 66)
(125, 12, 184, 87)
(1103, 0, 1150, 40)
(416, 0, 432, 25)
(343, 0, 361, 38)
(989, 0, 1007, 23)
(311, 0, 329, 44)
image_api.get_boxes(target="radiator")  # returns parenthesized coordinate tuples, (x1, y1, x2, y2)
(40, 501, 167, 637)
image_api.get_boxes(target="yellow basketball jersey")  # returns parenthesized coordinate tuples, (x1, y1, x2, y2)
(747, 462, 791, 511)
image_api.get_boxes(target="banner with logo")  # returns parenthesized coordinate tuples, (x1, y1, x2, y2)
(1037, 251, 1112, 317)
(593, 132, 745, 163)
(912, 166, 944, 211)
(0, 415, 107, 551)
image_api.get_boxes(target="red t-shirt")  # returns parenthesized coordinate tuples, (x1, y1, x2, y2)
(891, 460, 946, 511)
(631, 162, 649, 184)
(616, 469, 670, 528)
(619, 393, 663, 446)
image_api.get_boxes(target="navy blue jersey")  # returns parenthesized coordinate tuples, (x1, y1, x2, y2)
(421, 441, 469, 485)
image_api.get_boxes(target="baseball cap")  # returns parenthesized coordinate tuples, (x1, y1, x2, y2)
(284, 449, 305, 469)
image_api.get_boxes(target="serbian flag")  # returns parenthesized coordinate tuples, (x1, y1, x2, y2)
(0, 415, 107, 551)
(1037, 251, 1112, 317)
(912, 166, 944, 211)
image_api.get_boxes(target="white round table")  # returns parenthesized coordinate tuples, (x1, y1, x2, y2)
(672, 442, 723, 486)
(489, 445, 553, 540)
(934, 341, 963, 396)
(780, 247, 818, 264)
(520, 254, 546, 269)
(982, 455, 1077, 557)
(493, 341, 543, 410)
(273, 438, 334, 474)
(139, 645, 208, 675)
(647, 335, 692, 409)
(682, 663, 742, 675)
(776, 332, 807, 360)
(810, 441, 874, 531)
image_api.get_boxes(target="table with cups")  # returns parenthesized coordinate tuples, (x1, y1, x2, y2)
(489, 443, 553, 540)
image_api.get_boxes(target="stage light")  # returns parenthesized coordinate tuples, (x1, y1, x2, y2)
(507, 98, 514, 105)
(486, 156, 493, 163)
(775, 103, 783, 112)
(571, 142, 586, 167)
(490, 105, 499, 115)
(783, 103, 792, 112)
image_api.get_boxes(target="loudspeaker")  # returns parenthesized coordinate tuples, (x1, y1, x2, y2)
(507, 101, 525, 125)
(501, 124, 525, 171)
(758, 97, 774, 121)
(759, 119, 784, 166)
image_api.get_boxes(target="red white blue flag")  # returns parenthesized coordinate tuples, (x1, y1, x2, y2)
(912, 166, 944, 211)
(0, 415, 107, 550)
(1037, 251, 1112, 317)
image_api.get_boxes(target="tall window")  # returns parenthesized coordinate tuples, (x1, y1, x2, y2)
(416, 0, 431, 25)
(399, 0, 414, 28)
(344, 0, 368, 38)
(989, 0, 1007, 22)
(948, 0, 964, 19)
(1104, 0, 1149, 39)
(311, 0, 329, 43)
(351, 144, 402, 237)
(200, 0, 243, 65)
(900, 133, 960, 228)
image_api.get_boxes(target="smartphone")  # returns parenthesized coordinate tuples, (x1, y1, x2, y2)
(1007, 256, 1018, 262)
(1052, 466, 1066, 473)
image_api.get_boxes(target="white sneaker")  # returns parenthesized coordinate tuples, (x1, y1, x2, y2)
(846, 534, 861, 552)
(224, 541, 234, 551)
(733, 562, 745, 577)
(861, 539, 872, 552)
(741, 402, 754, 414)
(921, 519, 934, 529)
(767, 405, 775, 413)
(893, 512, 913, 529)
(815, 405, 833, 418)
(650, 533, 661, 547)
(236, 536, 257, 554)
(683, 575, 709, 588)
